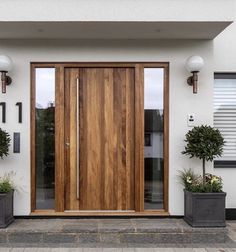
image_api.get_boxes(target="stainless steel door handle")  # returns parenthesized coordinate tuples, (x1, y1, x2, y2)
(76, 77, 80, 199)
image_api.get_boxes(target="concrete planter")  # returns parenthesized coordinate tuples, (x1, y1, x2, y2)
(0, 191, 14, 228)
(184, 190, 226, 227)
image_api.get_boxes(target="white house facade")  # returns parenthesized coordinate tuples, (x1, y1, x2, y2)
(0, 0, 235, 217)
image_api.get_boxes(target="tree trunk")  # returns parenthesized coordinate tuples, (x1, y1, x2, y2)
(203, 158, 206, 185)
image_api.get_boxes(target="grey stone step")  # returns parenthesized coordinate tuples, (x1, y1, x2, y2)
(0, 218, 232, 246)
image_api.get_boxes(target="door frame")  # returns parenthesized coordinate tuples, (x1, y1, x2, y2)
(30, 62, 169, 216)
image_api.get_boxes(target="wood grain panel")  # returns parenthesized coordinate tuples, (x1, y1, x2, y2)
(64, 69, 70, 210)
(84, 68, 102, 210)
(66, 67, 135, 211)
(30, 65, 36, 211)
(55, 65, 65, 212)
(65, 68, 80, 210)
(135, 64, 144, 212)
(126, 68, 135, 210)
(103, 68, 115, 209)
(78, 68, 88, 209)
(113, 68, 122, 210)
(78, 68, 87, 209)
(31, 210, 169, 216)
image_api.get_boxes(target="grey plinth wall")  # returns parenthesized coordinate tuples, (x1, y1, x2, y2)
(0, 191, 14, 228)
(184, 190, 226, 227)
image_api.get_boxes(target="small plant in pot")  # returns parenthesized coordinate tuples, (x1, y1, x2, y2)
(0, 128, 14, 228)
(180, 125, 226, 227)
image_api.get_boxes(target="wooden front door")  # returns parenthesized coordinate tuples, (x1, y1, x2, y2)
(65, 67, 135, 211)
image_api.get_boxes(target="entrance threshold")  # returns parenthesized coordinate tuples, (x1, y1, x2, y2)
(64, 210, 136, 213)
(31, 210, 169, 216)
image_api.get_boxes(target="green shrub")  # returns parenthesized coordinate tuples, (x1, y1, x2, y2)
(0, 173, 15, 193)
(179, 168, 223, 193)
(0, 128, 11, 159)
(182, 125, 225, 184)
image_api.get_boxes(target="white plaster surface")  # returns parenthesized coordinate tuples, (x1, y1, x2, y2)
(215, 3, 236, 72)
(0, 0, 233, 22)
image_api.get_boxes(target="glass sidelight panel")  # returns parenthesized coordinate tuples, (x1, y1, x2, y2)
(144, 68, 164, 210)
(35, 68, 55, 209)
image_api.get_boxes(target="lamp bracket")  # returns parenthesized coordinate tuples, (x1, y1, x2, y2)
(1, 71, 12, 93)
(5, 75, 12, 85)
(187, 71, 198, 85)
(187, 76, 193, 86)
(187, 71, 198, 94)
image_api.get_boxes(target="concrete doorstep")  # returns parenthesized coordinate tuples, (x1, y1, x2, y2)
(0, 218, 234, 248)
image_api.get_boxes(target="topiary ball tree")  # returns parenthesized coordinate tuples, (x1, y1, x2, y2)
(182, 125, 225, 184)
(0, 128, 11, 159)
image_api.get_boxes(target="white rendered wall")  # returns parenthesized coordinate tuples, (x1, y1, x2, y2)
(213, 1, 236, 208)
(0, 39, 213, 216)
(0, 0, 233, 22)
(215, 2, 236, 72)
(144, 133, 163, 159)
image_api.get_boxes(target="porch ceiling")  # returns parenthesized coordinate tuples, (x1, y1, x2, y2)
(0, 21, 232, 39)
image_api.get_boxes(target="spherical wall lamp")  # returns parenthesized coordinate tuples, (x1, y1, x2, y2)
(0, 55, 13, 94)
(185, 55, 204, 94)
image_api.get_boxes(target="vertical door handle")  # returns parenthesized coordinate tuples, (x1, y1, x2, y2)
(76, 77, 80, 199)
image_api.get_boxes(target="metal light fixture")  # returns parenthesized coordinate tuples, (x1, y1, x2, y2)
(0, 55, 13, 94)
(185, 55, 204, 94)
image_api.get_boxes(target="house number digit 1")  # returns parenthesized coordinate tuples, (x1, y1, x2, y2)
(0, 102, 6, 123)
(16, 102, 22, 123)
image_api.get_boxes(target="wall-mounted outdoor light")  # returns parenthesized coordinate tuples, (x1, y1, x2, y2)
(0, 55, 13, 94)
(185, 55, 204, 94)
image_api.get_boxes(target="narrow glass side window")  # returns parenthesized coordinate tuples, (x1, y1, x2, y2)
(35, 68, 55, 209)
(144, 68, 164, 210)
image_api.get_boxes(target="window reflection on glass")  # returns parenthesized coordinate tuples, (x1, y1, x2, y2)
(144, 68, 164, 210)
(145, 133, 152, 147)
(35, 68, 55, 209)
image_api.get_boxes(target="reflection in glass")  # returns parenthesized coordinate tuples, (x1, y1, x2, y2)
(35, 68, 55, 209)
(144, 68, 164, 210)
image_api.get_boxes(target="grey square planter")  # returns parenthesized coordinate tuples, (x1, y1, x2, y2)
(184, 190, 226, 227)
(0, 191, 14, 228)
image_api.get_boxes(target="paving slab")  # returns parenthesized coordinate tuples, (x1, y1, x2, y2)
(36, 249, 53, 252)
(154, 249, 175, 252)
(0, 218, 233, 248)
(6, 219, 63, 232)
(0, 249, 232, 252)
(0, 249, 11, 252)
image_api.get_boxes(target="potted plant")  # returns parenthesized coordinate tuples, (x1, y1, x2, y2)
(0, 128, 10, 160)
(180, 125, 226, 227)
(0, 128, 14, 228)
